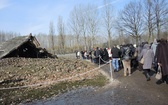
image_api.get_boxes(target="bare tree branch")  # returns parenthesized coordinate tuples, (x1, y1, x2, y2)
(118, 1, 143, 44)
(49, 21, 56, 55)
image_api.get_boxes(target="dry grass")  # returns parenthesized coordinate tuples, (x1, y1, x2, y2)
(0, 57, 108, 105)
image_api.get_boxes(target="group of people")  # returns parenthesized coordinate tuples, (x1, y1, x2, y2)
(111, 44, 136, 76)
(76, 50, 93, 60)
(112, 38, 168, 84)
(133, 38, 168, 84)
(76, 47, 110, 64)
(76, 38, 168, 85)
(111, 38, 168, 84)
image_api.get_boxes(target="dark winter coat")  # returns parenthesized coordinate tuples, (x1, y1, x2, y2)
(156, 40, 168, 76)
(95, 48, 100, 58)
(120, 45, 133, 60)
(111, 47, 120, 58)
(102, 48, 109, 61)
(139, 44, 154, 69)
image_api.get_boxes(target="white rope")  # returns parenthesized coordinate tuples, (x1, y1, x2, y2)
(0, 64, 108, 90)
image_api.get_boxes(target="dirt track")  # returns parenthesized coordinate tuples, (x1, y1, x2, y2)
(25, 63, 168, 105)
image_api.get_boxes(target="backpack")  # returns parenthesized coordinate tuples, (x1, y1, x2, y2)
(123, 46, 132, 60)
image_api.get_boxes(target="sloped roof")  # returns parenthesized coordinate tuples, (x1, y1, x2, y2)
(0, 35, 39, 59)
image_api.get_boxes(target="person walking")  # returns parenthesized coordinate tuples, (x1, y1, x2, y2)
(76, 51, 80, 59)
(151, 39, 158, 72)
(155, 38, 168, 84)
(137, 43, 144, 71)
(81, 51, 85, 59)
(111, 45, 121, 72)
(139, 44, 154, 81)
(102, 48, 109, 63)
(121, 44, 133, 76)
(107, 48, 112, 60)
(94, 47, 100, 64)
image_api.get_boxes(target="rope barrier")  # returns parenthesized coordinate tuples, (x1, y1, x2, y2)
(98, 55, 113, 80)
(99, 55, 110, 64)
(0, 63, 108, 90)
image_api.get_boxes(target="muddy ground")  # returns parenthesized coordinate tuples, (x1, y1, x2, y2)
(25, 63, 168, 105)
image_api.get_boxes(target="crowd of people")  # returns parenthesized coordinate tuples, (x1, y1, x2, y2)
(76, 38, 168, 85)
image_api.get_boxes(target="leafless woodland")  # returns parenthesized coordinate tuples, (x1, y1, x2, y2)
(1, 0, 168, 54)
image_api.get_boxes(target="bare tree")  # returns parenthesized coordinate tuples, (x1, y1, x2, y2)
(118, 28, 125, 45)
(57, 16, 65, 54)
(115, 20, 126, 45)
(153, 0, 168, 39)
(49, 21, 56, 55)
(0, 31, 19, 42)
(0, 31, 6, 42)
(87, 4, 99, 50)
(119, 1, 143, 45)
(144, 0, 155, 43)
(102, 0, 114, 48)
(69, 4, 92, 50)
(78, 5, 88, 50)
(35, 33, 49, 49)
(68, 6, 82, 50)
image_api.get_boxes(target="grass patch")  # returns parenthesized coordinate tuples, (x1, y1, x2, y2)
(0, 73, 108, 105)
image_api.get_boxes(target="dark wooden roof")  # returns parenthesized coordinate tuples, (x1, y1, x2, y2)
(0, 35, 40, 59)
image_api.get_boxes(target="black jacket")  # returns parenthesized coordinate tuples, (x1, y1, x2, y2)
(121, 46, 133, 60)
(111, 47, 121, 58)
(102, 48, 109, 61)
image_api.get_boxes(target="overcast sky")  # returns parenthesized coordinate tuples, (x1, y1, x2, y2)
(0, 0, 133, 35)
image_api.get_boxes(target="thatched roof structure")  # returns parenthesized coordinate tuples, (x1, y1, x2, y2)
(0, 34, 55, 59)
